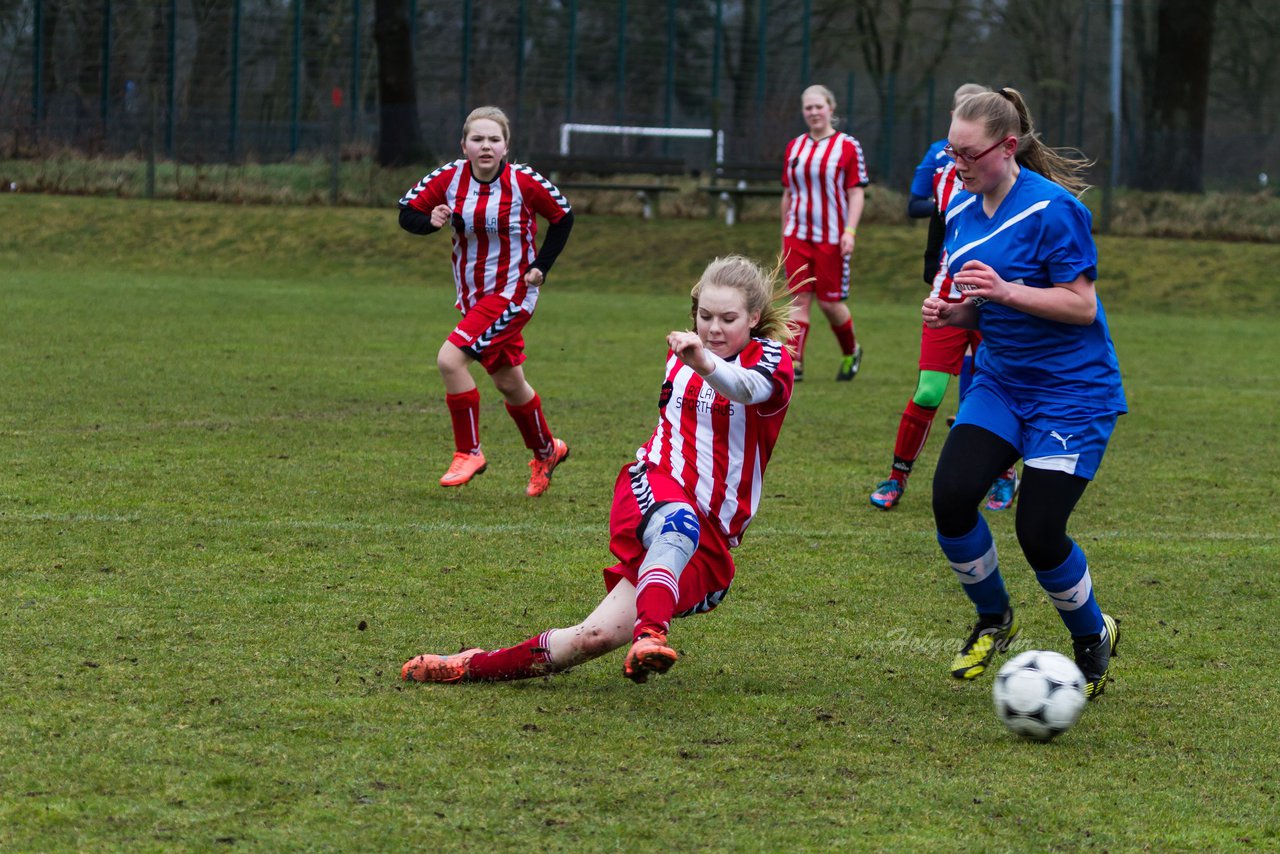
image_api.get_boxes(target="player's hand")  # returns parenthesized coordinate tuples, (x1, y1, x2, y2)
(922, 296, 953, 328)
(524, 267, 544, 287)
(429, 204, 452, 228)
(667, 330, 713, 375)
(839, 231, 856, 257)
(952, 259, 1009, 304)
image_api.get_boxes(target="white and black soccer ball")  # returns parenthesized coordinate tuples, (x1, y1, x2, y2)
(992, 650, 1087, 742)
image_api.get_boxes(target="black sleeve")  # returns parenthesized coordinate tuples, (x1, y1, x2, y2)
(529, 210, 574, 276)
(923, 208, 945, 284)
(399, 205, 440, 235)
(907, 194, 935, 219)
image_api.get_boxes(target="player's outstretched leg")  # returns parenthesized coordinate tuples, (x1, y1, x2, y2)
(401, 585, 634, 684)
(402, 648, 485, 683)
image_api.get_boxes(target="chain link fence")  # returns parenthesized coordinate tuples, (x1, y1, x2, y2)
(2, 0, 1276, 193)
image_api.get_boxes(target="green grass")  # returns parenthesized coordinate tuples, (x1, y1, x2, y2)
(2, 195, 1278, 850)
(5, 154, 1279, 241)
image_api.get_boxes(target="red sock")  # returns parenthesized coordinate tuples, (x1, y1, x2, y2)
(634, 566, 679, 640)
(792, 321, 811, 364)
(890, 400, 937, 480)
(466, 630, 556, 681)
(445, 389, 481, 455)
(831, 318, 857, 355)
(506, 393, 555, 459)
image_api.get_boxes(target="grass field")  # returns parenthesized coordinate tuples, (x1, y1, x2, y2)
(5, 155, 1279, 242)
(2, 195, 1278, 850)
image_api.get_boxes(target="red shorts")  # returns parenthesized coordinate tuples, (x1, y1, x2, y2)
(447, 292, 534, 374)
(783, 236, 849, 302)
(602, 462, 736, 618)
(919, 323, 983, 374)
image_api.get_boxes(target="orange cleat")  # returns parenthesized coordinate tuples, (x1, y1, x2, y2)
(401, 648, 484, 683)
(526, 438, 570, 497)
(622, 632, 678, 683)
(440, 451, 487, 487)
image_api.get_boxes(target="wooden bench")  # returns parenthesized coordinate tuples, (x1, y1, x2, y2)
(527, 155, 686, 219)
(699, 162, 782, 225)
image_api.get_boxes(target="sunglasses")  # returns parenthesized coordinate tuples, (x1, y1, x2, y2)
(943, 136, 1012, 164)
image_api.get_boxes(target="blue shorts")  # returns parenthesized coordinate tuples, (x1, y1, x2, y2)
(954, 374, 1119, 481)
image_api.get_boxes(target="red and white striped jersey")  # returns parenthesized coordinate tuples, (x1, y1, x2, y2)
(930, 162, 967, 303)
(638, 338, 794, 548)
(399, 160, 571, 312)
(782, 132, 869, 244)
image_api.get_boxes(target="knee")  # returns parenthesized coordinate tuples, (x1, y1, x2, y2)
(644, 504, 700, 550)
(659, 506, 700, 545)
(931, 472, 982, 536)
(1015, 511, 1071, 569)
(912, 371, 950, 410)
(931, 471, 969, 517)
(818, 300, 846, 321)
(437, 342, 468, 374)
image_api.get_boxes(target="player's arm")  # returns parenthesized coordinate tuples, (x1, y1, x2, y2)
(398, 173, 451, 235)
(907, 149, 937, 218)
(398, 204, 451, 235)
(952, 261, 1097, 325)
(922, 209, 945, 284)
(922, 295, 979, 330)
(840, 186, 865, 256)
(666, 331, 773, 404)
(907, 195, 935, 218)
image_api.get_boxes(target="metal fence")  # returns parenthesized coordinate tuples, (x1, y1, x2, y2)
(2, 0, 1276, 191)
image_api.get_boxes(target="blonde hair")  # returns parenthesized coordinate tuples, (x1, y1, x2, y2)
(801, 84, 841, 128)
(461, 106, 510, 144)
(690, 255, 797, 344)
(954, 88, 1092, 195)
(951, 83, 990, 110)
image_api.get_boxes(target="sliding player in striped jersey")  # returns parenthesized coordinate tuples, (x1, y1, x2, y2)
(399, 106, 575, 497)
(781, 85, 869, 382)
(402, 255, 796, 685)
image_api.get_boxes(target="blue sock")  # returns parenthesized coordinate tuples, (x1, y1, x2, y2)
(938, 516, 1008, 617)
(1035, 541, 1104, 637)
(958, 354, 975, 400)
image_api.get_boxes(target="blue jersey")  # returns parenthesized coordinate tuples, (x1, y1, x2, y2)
(910, 139, 951, 198)
(943, 168, 1126, 413)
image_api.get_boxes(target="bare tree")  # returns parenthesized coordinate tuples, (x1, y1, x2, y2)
(1209, 0, 1280, 176)
(373, 0, 425, 166)
(983, 0, 1084, 143)
(817, 0, 965, 110)
(1132, 0, 1218, 192)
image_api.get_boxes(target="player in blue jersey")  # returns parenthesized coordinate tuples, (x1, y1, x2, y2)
(921, 88, 1124, 700)
(886, 82, 1019, 512)
(871, 83, 1018, 513)
(907, 83, 990, 220)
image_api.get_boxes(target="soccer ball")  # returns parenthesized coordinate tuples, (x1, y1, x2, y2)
(992, 650, 1087, 742)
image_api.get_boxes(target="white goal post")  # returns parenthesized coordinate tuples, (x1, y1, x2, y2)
(558, 123, 725, 164)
